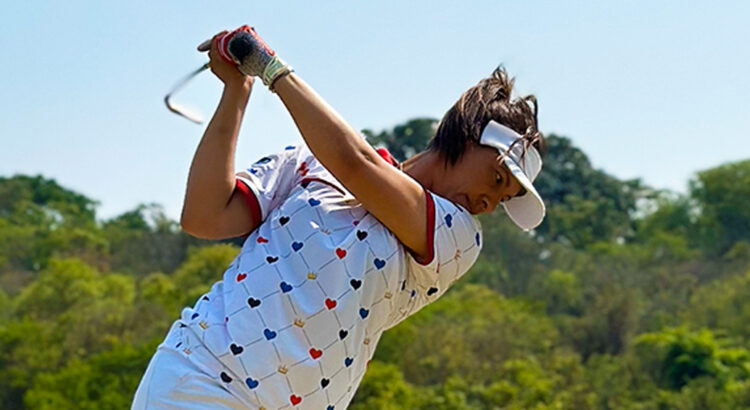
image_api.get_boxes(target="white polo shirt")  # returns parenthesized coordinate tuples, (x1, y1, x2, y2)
(161, 141, 483, 409)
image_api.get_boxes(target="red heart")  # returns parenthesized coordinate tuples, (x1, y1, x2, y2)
(325, 298, 337, 309)
(236, 273, 247, 282)
(297, 162, 309, 176)
(257, 236, 269, 244)
(352, 220, 359, 226)
(309, 348, 322, 359)
(290, 394, 302, 405)
(336, 248, 347, 259)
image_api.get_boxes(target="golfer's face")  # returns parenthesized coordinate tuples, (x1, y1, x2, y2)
(442, 143, 524, 215)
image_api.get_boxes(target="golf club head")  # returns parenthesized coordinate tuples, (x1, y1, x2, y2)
(164, 62, 209, 124)
(164, 96, 204, 124)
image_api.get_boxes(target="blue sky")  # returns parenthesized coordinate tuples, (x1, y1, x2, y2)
(1, 1, 748, 221)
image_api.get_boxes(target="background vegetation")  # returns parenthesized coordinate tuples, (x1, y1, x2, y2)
(2, 119, 749, 409)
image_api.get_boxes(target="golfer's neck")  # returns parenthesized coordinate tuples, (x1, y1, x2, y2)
(401, 151, 441, 191)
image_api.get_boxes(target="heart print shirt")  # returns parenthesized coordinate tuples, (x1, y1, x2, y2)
(162, 139, 483, 409)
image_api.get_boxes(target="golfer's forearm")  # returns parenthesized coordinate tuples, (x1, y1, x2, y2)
(273, 73, 379, 181)
(181, 85, 250, 227)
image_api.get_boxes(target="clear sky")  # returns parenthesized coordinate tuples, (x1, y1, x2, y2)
(1, 1, 748, 222)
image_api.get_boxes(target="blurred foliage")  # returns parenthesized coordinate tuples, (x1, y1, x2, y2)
(0, 120, 749, 408)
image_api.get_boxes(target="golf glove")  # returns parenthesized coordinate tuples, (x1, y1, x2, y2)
(201, 25, 293, 92)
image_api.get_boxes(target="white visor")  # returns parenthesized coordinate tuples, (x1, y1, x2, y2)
(479, 120, 546, 231)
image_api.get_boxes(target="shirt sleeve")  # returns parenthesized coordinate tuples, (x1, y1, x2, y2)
(389, 189, 483, 325)
(234, 144, 311, 224)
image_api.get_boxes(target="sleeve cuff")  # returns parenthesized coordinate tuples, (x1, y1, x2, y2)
(235, 177, 263, 225)
(409, 188, 436, 266)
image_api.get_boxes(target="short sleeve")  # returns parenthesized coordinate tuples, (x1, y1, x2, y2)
(234, 144, 311, 223)
(404, 190, 483, 304)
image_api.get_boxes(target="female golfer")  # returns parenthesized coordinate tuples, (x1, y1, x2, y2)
(132, 26, 546, 409)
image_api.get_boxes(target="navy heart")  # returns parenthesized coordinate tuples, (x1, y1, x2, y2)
(292, 241, 304, 252)
(356, 230, 368, 241)
(247, 297, 261, 308)
(359, 308, 369, 319)
(255, 156, 272, 164)
(410, 289, 416, 298)
(264, 328, 277, 340)
(475, 232, 480, 246)
(445, 214, 453, 227)
(202, 295, 209, 301)
(401, 280, 406, 290)
(339, 329, 348, 340)
(191, 312, 199, 319)
(327, 406, 335, 410)
(374, 258, 386, 269)
(175, 342, 182, 348)
(344, 357, 353, 367)
(279, 216, 290, 225)
(280, 282, 293, 293)
(246, 377, 259, 389)
(220, 372, 232, 383)
(266, 256, 278, 264)
(230, 343, 243, 355)
(308, 198, 321, 206)
(427, 287, 439, 296)
(350, 279, 362, 290)
(320, 378, 330, 388)
(249, 168, 258, 175)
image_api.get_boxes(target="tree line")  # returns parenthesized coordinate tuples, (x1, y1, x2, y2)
(1, 118, 749, 409)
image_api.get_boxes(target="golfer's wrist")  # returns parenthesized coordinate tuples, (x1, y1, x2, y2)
(223, 80, 253, 99)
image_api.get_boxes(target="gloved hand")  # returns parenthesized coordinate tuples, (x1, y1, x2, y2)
(198, 25, 293, 92)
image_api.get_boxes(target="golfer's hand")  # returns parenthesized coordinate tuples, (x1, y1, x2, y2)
(205, 31, 254, 90)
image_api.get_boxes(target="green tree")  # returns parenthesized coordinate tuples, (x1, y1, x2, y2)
(690, 159, 750, 255)
(361, 118, 437, 162)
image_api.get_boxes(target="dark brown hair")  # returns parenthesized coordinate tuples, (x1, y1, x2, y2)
(426, 65, 546, 167)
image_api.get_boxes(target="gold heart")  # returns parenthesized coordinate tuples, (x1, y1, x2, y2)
(307, 272, 317, 280)
(384, 291, 392, 299)
(198, 321, 209, 330)
(294, 318, 306, 327)
(363, 338, 370, 345)
(182, 348, 192, 355)
(278, 365, 288, 374)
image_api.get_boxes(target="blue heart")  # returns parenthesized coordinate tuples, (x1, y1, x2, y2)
(249, 168, 258, 175)
(327, 406, 335, 410)
(445, 214, 453, 227)
(280, 282, 293, 293)
(292, 241, 304, 252)
(344, 357, 353, 367)
(410, 289, 416, 298)
(373, 258, 386, 269)
(285, 145, 295, 150)
(475, 232, 480, 246)
(255, 156, 272, 165)
(359, 308, 369, 319)
(245, 377, 259, 389)
(191, 312, 199, 319)
(263, 328, 277, 340)
(308, 198, 321, 206)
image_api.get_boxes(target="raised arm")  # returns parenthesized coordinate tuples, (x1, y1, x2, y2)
(272, 73, 431, 260)
(180, 32, 258, 240)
